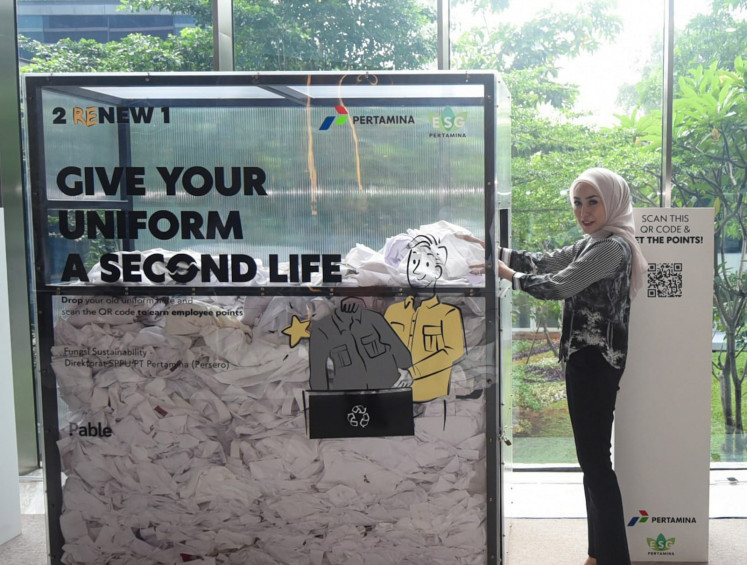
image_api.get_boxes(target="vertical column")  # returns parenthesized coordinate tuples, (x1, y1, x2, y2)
(0, 213, 21, 544)
(213, 0, 235, 71)
(660, 0, 674, 208)
(0, 0, 38, 475)
(437, 0, 450, 70)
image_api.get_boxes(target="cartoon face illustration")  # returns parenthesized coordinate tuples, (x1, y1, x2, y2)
(406, 235, 446, 289)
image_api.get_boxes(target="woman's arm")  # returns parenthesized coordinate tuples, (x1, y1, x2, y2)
(501, 240, 584, 275)
(502, 238, 627, 300)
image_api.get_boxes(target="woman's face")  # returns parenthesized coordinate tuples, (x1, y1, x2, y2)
(573, 182, 606, 234)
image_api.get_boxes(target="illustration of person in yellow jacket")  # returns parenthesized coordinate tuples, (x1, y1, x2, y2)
(385, 234, 466, 402)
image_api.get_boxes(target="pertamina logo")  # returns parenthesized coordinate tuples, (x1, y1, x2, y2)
(627, 510, 649, 526)
(319, 106, 349, 130)
(628, 509, 696, 527)
(429, 106, 467, 138)
(319, 106, 415, 130)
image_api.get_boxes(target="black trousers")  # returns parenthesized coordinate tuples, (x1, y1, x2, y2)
(565, 346, 631, 565)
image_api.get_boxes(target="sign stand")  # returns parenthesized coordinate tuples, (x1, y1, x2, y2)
(616, 208, 713, 561)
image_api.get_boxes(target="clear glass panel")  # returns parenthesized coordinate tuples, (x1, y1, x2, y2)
(39, 91, 122, 201)
(129, 104, 485, 258)
(33, 80, 490, 287)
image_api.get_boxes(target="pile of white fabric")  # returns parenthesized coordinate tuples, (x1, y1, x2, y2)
(51, 223, 492, 564)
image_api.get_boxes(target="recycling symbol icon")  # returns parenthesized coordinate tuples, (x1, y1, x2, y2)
(347, 405, 370, 428)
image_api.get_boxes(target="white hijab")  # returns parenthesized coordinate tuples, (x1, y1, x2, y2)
(569, 167, 648, 299)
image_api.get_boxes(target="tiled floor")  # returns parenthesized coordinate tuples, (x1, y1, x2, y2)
(506, 517, 747, 565)
(505, 469, 747, 519)
(505, 468, 747, 565)
(4, 469, 746, 564)
(18, 470, 45, 515)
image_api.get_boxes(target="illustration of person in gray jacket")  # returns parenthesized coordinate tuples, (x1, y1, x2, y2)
(308, 297, 412, 391)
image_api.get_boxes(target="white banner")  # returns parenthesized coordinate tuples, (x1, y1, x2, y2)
(616, 208, 713, 561)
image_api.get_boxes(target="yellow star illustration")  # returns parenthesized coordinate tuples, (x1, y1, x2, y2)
(282, 315, 311, 348)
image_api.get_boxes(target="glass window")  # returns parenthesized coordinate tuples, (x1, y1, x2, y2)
(46, 30, 108, 42)
(670, 0, 747, 466)
(18, 2, 205, 72)
(449, 0, 747, 536)
(109, 15, 175, 39)
(451, 0, 663, 470)
(109, 14, 173, 30)
(231, 0, 438, 71)
(47, 15, 108, 30)
(17, 15, 43, 30)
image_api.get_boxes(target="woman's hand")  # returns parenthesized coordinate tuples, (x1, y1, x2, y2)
(455, 233, 485, 247)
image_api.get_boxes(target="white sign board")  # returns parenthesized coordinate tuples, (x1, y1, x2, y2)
(616, 208, 713, 561)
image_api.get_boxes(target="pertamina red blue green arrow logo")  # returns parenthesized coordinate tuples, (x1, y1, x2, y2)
(628, 510, 649, 526)
(319, 106, 348, 130)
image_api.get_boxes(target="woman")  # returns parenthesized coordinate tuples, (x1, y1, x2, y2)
(498, 167, 647, 565)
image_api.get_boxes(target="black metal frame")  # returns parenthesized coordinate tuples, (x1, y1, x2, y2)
(24, 71, 507, 565)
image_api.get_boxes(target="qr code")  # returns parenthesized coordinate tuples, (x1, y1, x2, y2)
(647, 263, 683, 298)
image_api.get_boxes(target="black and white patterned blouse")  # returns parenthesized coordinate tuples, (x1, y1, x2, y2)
(501, 234, 633, 370)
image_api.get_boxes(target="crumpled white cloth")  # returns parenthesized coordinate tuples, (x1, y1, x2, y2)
(343, 221, 485, 287)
